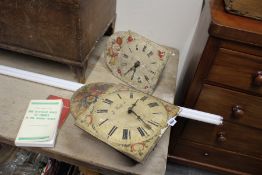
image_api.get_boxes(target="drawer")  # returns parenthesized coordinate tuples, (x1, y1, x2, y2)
(195, 84, 262, 129)
(181, 121, 262, 159)
(173, 140, 262, 175)
(207, 48, 262, 96)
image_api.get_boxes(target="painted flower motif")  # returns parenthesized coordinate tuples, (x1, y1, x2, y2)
(158, 50, 165, 60)
(116, 36, 123, 46)
(85, 114, 93, 125)
(107, 47, 118, 57)
(85, 95, 97, 104)
(164, 104, 172, 113)
(131, 143, 145, 152)
(117, 68, 122, 76)
(127, 35, 134, 42)
(108, 44, 121, 65)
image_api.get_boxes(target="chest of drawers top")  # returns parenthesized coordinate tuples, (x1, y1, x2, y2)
(209, 0, 262, 47)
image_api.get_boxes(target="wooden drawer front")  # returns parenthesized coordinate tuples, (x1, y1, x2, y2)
(207, 48, 262, 96)
(173, 140, 262, 175)
(181, 120, 262, 159)
(220, 40, 262, 57)
(195, 85, 262, 129)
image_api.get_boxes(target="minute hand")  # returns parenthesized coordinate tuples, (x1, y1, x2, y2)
(128, 109, 152, 130)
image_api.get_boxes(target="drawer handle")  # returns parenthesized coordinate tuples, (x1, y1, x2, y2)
(253, 71, 262, 86)
(203, 152, 209, 156)
(232, 105, 244, 118)
(217, 131, 226, 142)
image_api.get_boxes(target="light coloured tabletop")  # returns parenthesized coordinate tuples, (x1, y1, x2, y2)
(0, 37, 179, 175)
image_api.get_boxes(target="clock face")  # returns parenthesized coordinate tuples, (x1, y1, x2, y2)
(73, 83, 180, 162)
(105, 31, 172, 94)
(92, 90, 168, 144)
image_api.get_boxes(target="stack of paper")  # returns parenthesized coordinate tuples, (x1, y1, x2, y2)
(15, 100, 63, 147)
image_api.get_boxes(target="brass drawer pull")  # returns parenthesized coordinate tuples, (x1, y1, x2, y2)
(203, 152, 209, 156)
(253, 71, 262, 86)
(232, 105, 244, 118)
(217, 131, 226, 142)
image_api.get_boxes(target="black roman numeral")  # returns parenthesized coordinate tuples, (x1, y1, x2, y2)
(136, 44, 138, 50)
(137, 127, 147, 137)
(130, 92, 133, 99)
(96, 109, 108, 113)
(150, 70, 156, 75)
(144, 75, 149, 81)
(117, 93, 122, 99)
(143, 45, 147, 52)
(140, 96, 148, 101)
(99, 118, 109, 126)
(129, 47, 132, 53)
(148, 102, 159, 108)
(147, 51, 153, 57)
(122, 129, 131, 140)
(152, 112, 161, 115)
(148, 120, 160, 127)
(108, 126, 118, 137)
(103, 99, 113, 105)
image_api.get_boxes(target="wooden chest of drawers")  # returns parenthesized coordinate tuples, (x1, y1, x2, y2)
(0, 0, 116, 82)
(168, 0, 262, 174)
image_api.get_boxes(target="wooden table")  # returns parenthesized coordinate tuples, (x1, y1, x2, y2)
(0, 37, 179, 175)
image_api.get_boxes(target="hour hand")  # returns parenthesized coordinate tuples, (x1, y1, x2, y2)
(124, 61, 140, 76)
(129, 99, 139, 111)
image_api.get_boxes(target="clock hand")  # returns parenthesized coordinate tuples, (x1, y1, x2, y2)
(131, 61, 140, 80)
(124, 66, 134, 76)
(128, 109, 152, 130)
(128, 99, 139, 112)
(131, 69, 136, 80)
(124, 61, 140, 76)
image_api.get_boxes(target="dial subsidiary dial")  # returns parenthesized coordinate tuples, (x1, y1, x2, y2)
(92, 90, 168, 144)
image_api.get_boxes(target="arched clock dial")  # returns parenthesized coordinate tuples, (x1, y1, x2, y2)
(105, 31, 173, 94)
(73, 83, 180, 163)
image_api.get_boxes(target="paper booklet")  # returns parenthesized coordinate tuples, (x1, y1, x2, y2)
(15, 100, 63, 147)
